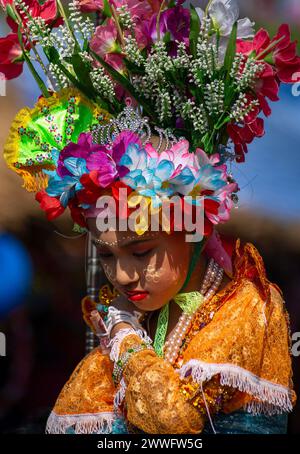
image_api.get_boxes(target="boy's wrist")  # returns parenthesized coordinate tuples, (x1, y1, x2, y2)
(110, 322, 133, 339)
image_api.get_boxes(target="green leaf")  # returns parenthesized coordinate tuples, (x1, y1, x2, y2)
(141, 48, 147, 59)
(44, 46, 60, 64)
(44, 46, 99, 102)
(224, 84, 236, 109)
(201, 132, 215, 155)
(72, 54, 92, 87)
(103, 0, 112, 18)
(123, 58, 145, 75)
(264, 53, 274, 65)
(82, 38, 89, 53)
(223, 21, 238, 75)
(214, 115, 230, 130)
(189, 5, 201, 58)
(163, 31, 171, 44)
(6, 4, 18, 22)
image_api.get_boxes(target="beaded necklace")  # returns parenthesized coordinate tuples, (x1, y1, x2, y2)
(152, 258, 224, 364)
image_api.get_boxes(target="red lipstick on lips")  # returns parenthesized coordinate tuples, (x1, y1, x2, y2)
(126, 291, 149, 302)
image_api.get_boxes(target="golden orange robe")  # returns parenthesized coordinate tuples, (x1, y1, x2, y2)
(46, 239, 296, 434)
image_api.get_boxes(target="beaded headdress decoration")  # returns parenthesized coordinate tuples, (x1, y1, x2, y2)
(3, 0, 299, 234)
(1, 0, 300, 352)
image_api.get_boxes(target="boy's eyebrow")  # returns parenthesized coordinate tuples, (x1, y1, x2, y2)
(92, 236, 158, 248)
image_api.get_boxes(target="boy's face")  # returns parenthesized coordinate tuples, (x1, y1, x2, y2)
(88, 219, 194, 311)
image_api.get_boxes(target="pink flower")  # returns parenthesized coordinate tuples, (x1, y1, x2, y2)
(112, 130, 142, 176)
(159, 140, 199, 179)
(91, 20, 126, 75)
(90, 19, 119, 57)
(147, 5, 190, 54)
(0, 33, 24, 80)
(77, 0, 103, 12)
(106, 53, 125, 73)
(195, 148, 228, 180)
(206, 183, 238, 225)
(114, 0, 153, 21)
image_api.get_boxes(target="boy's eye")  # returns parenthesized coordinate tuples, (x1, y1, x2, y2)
(133, 249, 152, 258)
(98, 252, 113, 259)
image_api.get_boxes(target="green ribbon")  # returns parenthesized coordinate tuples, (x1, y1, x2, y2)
(173, 291, 204, 315)
(153, 303, 169, 357)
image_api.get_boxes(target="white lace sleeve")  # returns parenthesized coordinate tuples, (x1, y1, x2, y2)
(108, 327, 153, 362)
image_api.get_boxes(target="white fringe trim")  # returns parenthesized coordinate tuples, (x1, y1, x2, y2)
(45, 411, 115, 434)
(109, 327, 152, 362)
(177, 360, 293, 415)
(114, 377, 127, 412)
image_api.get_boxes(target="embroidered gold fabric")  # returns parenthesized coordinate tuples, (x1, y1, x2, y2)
(122, 349, 205, 433)
(179, 375, 237, 415)
(50, 239, 296, 434)
(53, 349, 115, 415)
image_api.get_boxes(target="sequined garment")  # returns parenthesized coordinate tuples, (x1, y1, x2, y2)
(46, 239, 296, 434)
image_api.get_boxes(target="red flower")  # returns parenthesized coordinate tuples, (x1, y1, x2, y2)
(68, 198, 87, 228)
(78, 172, 107, 205)
(0, 33, 24, 80)
(4, 0, 62, 33)
(237, 24, 300, 84)
(176, 194, 218, 238)
(254, 64, 279, 116)
(271, 24, 300, 83)
(237, 34, 281, 117)
(111, 181, 134, 219)
(35, 190, 65, 220)
(227, 117, 265, 163)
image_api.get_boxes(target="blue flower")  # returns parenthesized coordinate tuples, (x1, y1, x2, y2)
(120, 144, 177, 200)
(46, 157, 88, 207)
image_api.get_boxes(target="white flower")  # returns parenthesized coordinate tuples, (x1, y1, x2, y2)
(210, 0, 254, 37)
(195, 0, 255, 63)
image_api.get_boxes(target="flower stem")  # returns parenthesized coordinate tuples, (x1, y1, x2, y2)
(11, 1, 51, 79)
(156, 0, 166, 42)
(56, 0, 80, 50)
(110, 3, 125, 49)
(205, 0, 213, 16)
(17, 26, 50, 98)
(255, 35, 285, 60)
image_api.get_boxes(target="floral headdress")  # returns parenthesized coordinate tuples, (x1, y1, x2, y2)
(1, 0, 300, 239)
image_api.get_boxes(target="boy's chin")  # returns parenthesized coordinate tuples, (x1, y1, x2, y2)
(132, 298, 167, 312)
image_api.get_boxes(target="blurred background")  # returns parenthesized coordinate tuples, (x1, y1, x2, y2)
(0, 0, 300, 434)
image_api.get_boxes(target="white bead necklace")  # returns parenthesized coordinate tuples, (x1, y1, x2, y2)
(163, 258, 224, 365)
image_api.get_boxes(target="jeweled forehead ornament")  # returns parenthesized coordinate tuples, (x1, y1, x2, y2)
(92, 103, 183, 153)
(92, 232, 160, 248)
